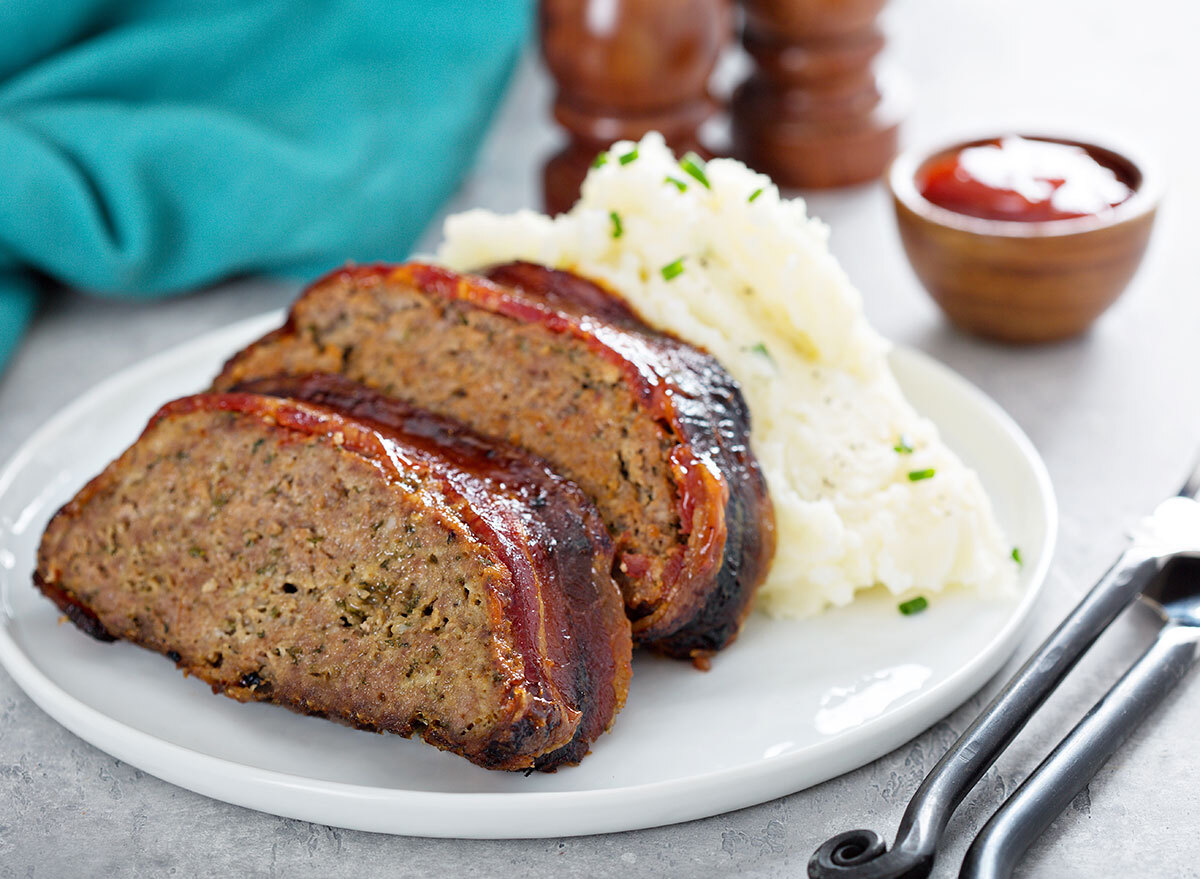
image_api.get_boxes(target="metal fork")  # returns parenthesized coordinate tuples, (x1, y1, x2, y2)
(808, 455, 1200, 879)
(959, 495, 1200, 876)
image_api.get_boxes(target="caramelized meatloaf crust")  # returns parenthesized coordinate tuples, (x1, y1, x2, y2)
(214, 262, 776, 659)
(35, 385, 631, 771)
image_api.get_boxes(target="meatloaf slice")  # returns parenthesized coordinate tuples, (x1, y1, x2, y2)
(213, 261, 776, 660)
(35, 386, 631, 771)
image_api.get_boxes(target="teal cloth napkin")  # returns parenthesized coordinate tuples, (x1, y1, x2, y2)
(0, 1, 532, 372)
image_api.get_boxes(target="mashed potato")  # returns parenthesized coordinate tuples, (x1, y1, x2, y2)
(438, 133, 1015, 617)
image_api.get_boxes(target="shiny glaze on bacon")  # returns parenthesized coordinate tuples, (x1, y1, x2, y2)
(39, 388, 630, 771)
(475, 262, 775, 658)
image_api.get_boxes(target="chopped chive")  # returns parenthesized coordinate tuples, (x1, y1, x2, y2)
(894, 435, 914, 454)
(188, 546, 205, 558)
(591, 151, 609, 169)
(1012, 547, 1023, 566)
(618, 149, 639, 165)
(748, 187, 764, 203)
(899, 596, 929, 616)
(680, 152, 710, 189)
(664, 176, 688, 192)
(609, 211, 623, 239)
(661, 258, 685, 281)
(749, 342, 773, 363)
(908, 468, 936, 482)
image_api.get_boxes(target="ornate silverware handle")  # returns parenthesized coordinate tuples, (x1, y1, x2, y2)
(958, 621, 1200, 879)
(808, 547, 1165, 879)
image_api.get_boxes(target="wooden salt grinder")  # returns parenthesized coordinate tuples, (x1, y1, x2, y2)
(540, 0, 730, 215)
(731, 0, 904, 188)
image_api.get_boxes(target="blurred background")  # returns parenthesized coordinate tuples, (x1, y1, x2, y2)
(8, 0, 1194, 519)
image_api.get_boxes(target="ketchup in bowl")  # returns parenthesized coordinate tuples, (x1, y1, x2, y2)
(917, 136, 1134, 223)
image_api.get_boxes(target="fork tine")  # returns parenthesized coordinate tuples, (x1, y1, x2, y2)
(1180, 449, 1200, 499)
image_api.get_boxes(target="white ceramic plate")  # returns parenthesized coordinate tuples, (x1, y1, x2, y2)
(0, 312, 1056, 838)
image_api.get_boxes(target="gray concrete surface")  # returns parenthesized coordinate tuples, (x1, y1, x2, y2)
(3, 1, 1199, 875)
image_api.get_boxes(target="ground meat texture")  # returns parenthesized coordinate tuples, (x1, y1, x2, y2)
(214, 262, 776, 660)
(224, 278, 678, 608)
(35, 390, 631, 771)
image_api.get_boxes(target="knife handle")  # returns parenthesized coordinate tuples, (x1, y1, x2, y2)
(958, 621, 1200, 879)
(809, 546, 1165, 879)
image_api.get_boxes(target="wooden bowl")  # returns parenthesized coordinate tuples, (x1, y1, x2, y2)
(888, 135, 1161, 344)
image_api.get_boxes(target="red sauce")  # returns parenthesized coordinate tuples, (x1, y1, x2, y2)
(918, 136, 1133, 222)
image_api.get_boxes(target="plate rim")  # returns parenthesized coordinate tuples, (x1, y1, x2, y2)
(0, 313, 1057, 838)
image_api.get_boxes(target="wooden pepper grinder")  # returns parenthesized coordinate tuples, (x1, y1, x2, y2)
(540, 0, 731, 215)
(730, 0, 904, 188)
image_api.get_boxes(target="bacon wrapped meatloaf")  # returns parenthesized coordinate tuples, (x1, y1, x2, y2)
(214, 262, 776, 660)
(35, 381, 631, 771)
